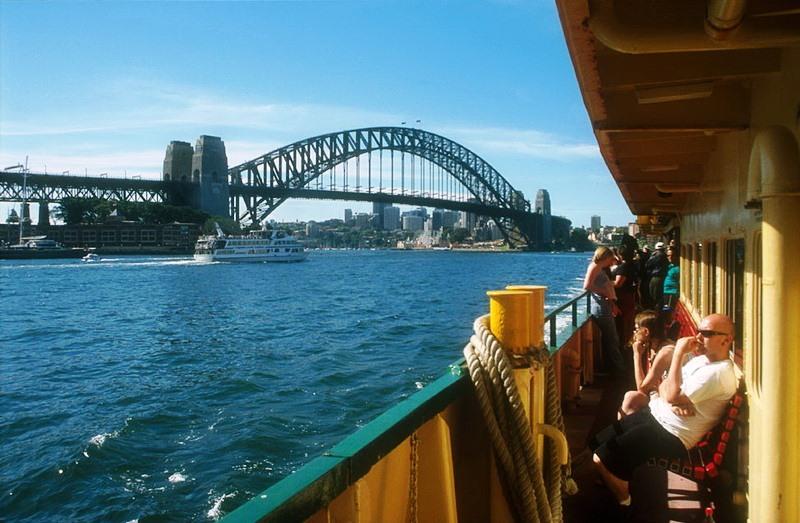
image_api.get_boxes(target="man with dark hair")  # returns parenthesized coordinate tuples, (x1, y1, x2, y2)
(590, 314, 738, 507)
(645, 242, 668, 309)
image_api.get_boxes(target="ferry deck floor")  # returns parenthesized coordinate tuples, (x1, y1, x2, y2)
(561, 367, 717, 523)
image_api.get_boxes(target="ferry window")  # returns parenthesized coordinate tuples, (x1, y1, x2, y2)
(694, 243, 703, 312)
(725, 239, 745, 354)
(708, 242, 717, 313)
(680, 244, 687, 298)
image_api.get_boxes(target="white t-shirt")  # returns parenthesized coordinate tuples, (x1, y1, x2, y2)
(650, 355, 738, 449)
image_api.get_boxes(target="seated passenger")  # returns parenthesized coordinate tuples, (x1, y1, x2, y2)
(618, 310, 677, 418)
(589, 314, 738, 507)
(661, 305, 682, 341)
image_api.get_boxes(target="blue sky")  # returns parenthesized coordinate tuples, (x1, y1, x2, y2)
(0, 0, 633, 228)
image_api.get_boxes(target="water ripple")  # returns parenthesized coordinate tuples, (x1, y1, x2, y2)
(0, 251, 588, 522)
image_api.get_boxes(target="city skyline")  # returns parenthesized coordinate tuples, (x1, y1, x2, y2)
(0, 1, 635, 229)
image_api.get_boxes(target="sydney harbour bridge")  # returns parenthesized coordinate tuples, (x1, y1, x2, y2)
(0, 127, 544, 248)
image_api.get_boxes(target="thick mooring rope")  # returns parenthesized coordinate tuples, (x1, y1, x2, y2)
(463, 315, 576, 523)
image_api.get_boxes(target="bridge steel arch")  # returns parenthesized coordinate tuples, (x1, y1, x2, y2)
(228, 127, 536, 247)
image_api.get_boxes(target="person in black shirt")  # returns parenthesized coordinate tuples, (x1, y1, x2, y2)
(638, 245, 652, 307)
(645, 242, 668, 309)
(613, 245, 638, 349)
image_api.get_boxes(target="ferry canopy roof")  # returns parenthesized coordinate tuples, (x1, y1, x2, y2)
(555, 0, 800, 221)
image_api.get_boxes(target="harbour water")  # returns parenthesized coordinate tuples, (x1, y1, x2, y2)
(1, 250, 589, 522)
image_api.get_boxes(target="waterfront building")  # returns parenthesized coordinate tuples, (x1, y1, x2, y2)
(590, 215, 601, 231)
(354, 213, 371, 228)
(383, 206, 400, 230)
(459, 211, 476, 233)
(402, 215, 423, 232)
(0, 222, 201, 251)
(306, 221, 320, 238)
(442, 210, 460, 229)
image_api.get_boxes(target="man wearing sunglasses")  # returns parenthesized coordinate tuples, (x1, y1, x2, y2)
(589, 314, 739, 508)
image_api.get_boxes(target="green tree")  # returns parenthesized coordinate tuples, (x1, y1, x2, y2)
(567, 227, 594, 251)
(450, 227, 469, 244)
(55, 198, 95, 224)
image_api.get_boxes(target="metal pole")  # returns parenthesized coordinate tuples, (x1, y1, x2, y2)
(572, 301, 578, 327)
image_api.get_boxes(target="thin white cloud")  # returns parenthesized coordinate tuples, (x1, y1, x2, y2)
(441, 126, 600, 161)
(1, 76, 399, 138)
(1, 75, 601, 188)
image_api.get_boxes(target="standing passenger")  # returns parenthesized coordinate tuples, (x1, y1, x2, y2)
(662, 247, 680, 309)
(645, 242, 668, 309)
(638, 245, 652, 307)
(584, 246, 626, 376)
(613, 246, 638, 349)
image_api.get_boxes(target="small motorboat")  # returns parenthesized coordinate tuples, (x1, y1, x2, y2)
(81, 252, 100, 263)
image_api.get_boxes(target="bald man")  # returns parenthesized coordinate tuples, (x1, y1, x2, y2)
(589, 314, 739, 506)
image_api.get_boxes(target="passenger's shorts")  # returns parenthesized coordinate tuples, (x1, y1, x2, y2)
(589, 409, 685, 481)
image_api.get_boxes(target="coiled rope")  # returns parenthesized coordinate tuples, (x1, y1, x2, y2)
(463, 315, 577, 523)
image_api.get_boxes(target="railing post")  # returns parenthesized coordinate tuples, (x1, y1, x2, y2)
(582, 321, 594, 385)
(571, 301, 578, 327)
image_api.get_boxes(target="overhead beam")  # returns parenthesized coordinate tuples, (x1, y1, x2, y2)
(599, 83, 751, 129)
(598, 48, 782, 89)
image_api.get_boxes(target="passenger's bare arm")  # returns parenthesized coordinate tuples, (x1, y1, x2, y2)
(638, 345, 674, 394)
(661, 337, 698, 404)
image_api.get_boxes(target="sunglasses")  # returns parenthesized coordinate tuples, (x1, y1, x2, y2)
(698, 329, 730, 338)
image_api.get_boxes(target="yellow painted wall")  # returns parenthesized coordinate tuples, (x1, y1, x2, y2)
(677, 48, 800, 523)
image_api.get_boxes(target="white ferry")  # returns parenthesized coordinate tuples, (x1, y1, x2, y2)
(193, 224, 307, 263)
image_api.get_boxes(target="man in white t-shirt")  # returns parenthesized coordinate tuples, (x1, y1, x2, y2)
(589, 314, 738, 507)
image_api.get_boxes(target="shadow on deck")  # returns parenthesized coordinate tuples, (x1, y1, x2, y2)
(562, 371, 710, 523)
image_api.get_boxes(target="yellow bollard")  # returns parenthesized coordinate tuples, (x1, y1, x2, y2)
(502, 285, 547, 465)
(486, 290, 531, 354)
(486, 289, 531, 522)
(505, 285, 547, 347)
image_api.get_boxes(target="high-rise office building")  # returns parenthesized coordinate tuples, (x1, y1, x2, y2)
(372, 202, 388, 230)
(402, 215, 424, 232)
(383, 206, 400, 230)
(591, 215, 602, 231)
(344, 208, 353, 224)
(354, 213, 371, 228)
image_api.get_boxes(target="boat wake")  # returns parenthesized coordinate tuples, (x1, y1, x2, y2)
(207, 492, 236, 520)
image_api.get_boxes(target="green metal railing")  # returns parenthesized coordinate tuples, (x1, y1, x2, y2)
(545, 290, 592, 350)
(221, 290, 592, 523)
